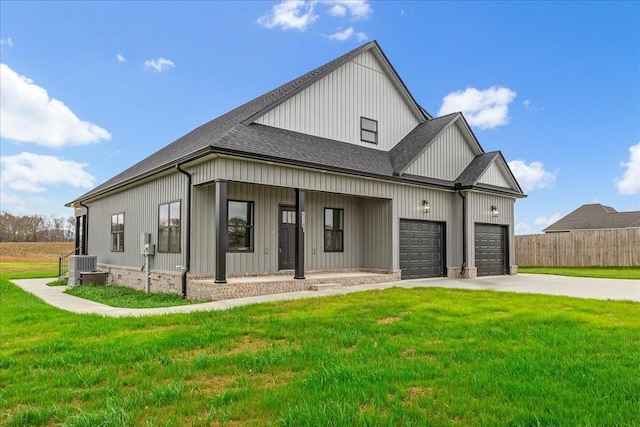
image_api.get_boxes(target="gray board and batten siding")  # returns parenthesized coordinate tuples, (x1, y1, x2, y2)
(255, 50, 421, 151)
(71, 40, 523, 285)
(80, 154, 517, 278)
(404, 124, 478, 180)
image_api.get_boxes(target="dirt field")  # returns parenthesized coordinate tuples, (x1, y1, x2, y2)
(0, 242, 75, 262)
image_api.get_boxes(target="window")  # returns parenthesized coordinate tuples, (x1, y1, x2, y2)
(228, 201, 254, 252)
(158, 201, 181, 253)
(111, 213, 124, 252)
(324, 208, 344, 252)
(360, 117, 378, 144)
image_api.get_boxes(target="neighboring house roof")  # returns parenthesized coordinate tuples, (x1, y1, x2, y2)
(67, 41, 525, 207)
(543, 204, 640, 232)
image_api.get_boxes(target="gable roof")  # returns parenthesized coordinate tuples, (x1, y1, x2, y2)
(388, 113, 458, 173)
(69, 41, 429, 205)
(543, 204, 640, 232)
(455, 151, 523, 194)
(68, 41, 524, 207)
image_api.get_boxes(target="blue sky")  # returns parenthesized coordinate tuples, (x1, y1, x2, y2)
(1, 1, 638, 234)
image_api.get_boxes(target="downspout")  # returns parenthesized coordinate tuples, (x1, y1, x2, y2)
(455, 183, 467, 277)
(176, 163, 192, 299)
(79, 201, 89, 255)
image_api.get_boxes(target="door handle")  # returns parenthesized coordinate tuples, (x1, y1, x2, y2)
(279, 247, 282, 253)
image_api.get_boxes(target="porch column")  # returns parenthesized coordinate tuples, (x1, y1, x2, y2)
(75, 216, 81, 255)
(215, 180, 228, 284)
(294, 188, 305, 279)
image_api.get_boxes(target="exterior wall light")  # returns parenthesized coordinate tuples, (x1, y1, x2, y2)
(491, 205, 499, 217)
(423, 200, 431, 214)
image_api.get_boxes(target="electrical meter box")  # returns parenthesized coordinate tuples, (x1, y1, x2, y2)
(140, 233, 155, 255)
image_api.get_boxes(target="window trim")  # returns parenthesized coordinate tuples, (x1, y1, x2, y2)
(227, 199, 255, 253)
(360, 116, 378, 144)
(110, 212, 125, 252)
(324, 207, 344, 253)
(158, 200, 181, 253)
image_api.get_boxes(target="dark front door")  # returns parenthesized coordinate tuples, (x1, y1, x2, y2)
(279, 206, 296, 270)
(475, 223, 507, 276)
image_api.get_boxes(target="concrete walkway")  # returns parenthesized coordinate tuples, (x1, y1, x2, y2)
(11, 274, 639, 318)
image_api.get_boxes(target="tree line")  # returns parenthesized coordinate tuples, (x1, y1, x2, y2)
(0, 212, 76, 242)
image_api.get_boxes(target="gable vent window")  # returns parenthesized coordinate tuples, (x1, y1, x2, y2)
(360, 117, 378, 144)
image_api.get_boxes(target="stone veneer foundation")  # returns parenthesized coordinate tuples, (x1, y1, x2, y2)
(98, 264, 400, 301)
(96, 264, 517, 301)
(447, 267, 478, 279)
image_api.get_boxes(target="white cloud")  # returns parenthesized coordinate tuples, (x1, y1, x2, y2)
(116, 53, 127, 63)
(515, 212, 562, 235)
(0, 188, 25, 210)
(508, 159, 557, 192)
(258, 1, 371, 32)
(0, 152, 95, 194)
(328, 27, 354, 41)
(144, 58, 175, 72)
(323, 1, 371, 20)
(0, 37, 12, 47)
(514, 222, 534, 235)
(0, 63, 111, 147)
(356, 31, 368, 41)
(523, 99, 543, 112)
(615, 142, 640, 195)
(438, 86, 516, 129)
(328, 4, 347, 17)
(258, 0, 319, 31)
(534, 213, 562, 228)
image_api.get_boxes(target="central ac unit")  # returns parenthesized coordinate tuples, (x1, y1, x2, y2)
(68, 255, 97, 286)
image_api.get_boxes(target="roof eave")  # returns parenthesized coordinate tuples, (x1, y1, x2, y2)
(66, 147, 215, 207)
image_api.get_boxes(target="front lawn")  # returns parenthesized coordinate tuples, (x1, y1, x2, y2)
(519, 266, 640, 279)
(65, 284, 208, 308)
(1, 276, 638, 426)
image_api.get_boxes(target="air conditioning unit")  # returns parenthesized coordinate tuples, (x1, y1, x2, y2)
(68, 255, 97, 287)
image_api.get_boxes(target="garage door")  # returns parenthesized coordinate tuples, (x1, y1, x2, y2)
(399, 220, 444, 279)
(475, 224, 507, 276)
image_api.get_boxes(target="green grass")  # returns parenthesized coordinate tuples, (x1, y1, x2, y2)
(1, 275, 639, 426)
(64, 284, 208, 308)
(0, 262, 58, 279)
(519, 266, 640, 279)
(46, 278, 68, 286)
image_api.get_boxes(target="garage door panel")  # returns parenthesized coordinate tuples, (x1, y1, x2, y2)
(400, 220, 445, 280)
(475, 224, 506, 276)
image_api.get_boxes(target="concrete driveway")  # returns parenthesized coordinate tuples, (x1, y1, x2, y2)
(401, 274, 640, 302)
(10, 274, 639, 318)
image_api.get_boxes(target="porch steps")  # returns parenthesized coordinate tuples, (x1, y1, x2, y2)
(308, 283, 343, 291)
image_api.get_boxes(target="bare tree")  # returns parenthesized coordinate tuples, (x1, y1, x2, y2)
(0, 211, 76, 242)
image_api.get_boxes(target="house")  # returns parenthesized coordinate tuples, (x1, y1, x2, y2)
(66, 41, 526, 300)
(543, 204, 640, 233)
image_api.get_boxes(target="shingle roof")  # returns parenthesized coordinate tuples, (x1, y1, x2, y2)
(68, 40, 524, 206)
(70, 41, 401, 203)
(388, 113, 458, 173)
(455, 152, 500, 186)
(543, 204, 640, 232)
(213, 123, 395, 177)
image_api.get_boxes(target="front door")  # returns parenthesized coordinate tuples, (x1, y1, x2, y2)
(278, 206, 296, 270)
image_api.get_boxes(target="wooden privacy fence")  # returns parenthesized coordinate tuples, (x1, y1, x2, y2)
(515, 228, 640, 267)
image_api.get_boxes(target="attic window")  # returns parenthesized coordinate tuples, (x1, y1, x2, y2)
(360, 117, 378, 144)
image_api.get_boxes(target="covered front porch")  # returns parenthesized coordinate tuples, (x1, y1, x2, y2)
(190, 179, 394, 284)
